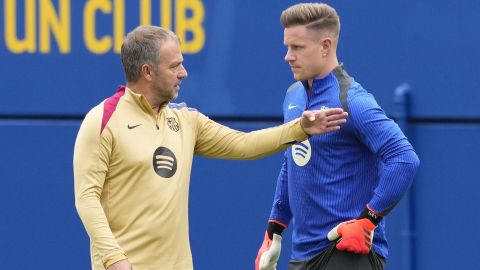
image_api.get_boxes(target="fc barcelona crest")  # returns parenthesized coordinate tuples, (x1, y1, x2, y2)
(167, 117, 180, 132)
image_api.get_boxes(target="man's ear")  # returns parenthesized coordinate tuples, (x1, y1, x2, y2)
(141, 64, 154, 81)
(321, 38, 333, 55)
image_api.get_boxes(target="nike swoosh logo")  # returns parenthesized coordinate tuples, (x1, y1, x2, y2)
(128, 124, 142, 129)
(288, 104, 297, 110)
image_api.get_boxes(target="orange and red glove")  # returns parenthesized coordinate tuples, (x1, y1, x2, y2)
(255, 220, 286, 270)
(327, 206, 382, 254)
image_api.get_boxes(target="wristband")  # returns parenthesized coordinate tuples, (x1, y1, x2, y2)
(267, 220, 286, 239)
(358, 205, 383, 226)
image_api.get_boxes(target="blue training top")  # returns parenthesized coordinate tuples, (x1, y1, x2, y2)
(269, 64, 420, 260)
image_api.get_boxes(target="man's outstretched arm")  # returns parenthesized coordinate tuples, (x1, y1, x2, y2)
(194, 108, 347, 159)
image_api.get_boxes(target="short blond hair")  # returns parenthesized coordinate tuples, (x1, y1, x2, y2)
(281, 3, 340, 41)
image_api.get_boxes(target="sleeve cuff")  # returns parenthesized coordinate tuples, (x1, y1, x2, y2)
(103, 252, 128, 269)
(289, 119, 308, 144)
(267, 220, 287, 238)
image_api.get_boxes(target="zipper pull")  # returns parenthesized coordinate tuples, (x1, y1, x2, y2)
(156, 124, 159, 130)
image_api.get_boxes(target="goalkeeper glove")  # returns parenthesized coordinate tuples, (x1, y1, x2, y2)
(255, 220, 286, 270)
(327, 205, 382, 254)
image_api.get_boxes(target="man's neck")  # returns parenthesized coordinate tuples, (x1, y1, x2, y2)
(307, 58, 340, 89)
(126, 82, 168, 111)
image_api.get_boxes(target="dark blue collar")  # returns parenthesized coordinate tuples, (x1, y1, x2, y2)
(301, 72, 335, 95)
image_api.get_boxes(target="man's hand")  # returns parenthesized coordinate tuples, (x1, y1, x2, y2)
(327, 218, 376, 254)
(255, 232, 282, 270)
(300, 108, 348, 135)
(255, 221, 286, 270)
(107, 259, 133, 270)
(327, 206, 382, 254)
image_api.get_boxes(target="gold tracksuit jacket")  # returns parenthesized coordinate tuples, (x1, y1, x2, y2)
(74, 87, 307, 270)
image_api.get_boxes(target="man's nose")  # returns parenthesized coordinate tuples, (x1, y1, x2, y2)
(284, 49, 295, 62)
(178, 65, 188, 78)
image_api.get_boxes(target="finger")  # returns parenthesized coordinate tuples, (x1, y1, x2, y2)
(302, 110, 316, 121)
(260, 258, 275, 270)
(259, 252, 270, 270)
(324, 108, 345, 116)
(359, 248, 370, 255)
(336, 241, 347, 251)
(336, 239, 353, 252)
(327, 225, 341, 241)
(325, 112, 348, 121)
(324, 126, 341, 132)
(326, 119, 347, 127)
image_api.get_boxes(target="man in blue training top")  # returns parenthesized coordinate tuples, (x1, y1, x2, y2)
(255, 3, 420, 270)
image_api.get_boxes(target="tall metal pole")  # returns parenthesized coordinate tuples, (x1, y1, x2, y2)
(393, 83, 415, 270)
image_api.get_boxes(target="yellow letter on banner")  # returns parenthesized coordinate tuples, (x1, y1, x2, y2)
(176, 0, 205, 54)
(5, 0, 36, 53)
(113, 0, 125, 53)
(40, 0, 71, 53)
(84, 0, 112, 54)
(161, 0, 172, 30)
(140, 0, 152, 26)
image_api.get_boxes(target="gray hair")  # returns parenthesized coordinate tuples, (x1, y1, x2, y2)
(281, 3, 340, 41)
(121, 25, 179, 82)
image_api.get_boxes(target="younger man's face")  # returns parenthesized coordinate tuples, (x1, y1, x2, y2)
(284, 25, 328, 81)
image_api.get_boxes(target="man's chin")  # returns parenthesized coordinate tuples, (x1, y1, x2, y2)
(293, 74, 305, 81)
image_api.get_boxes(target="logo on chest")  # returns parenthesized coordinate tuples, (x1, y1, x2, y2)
(167, 117, 180, 132)
(152, 147, 177, 178)
(292, 139, 311, 166)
